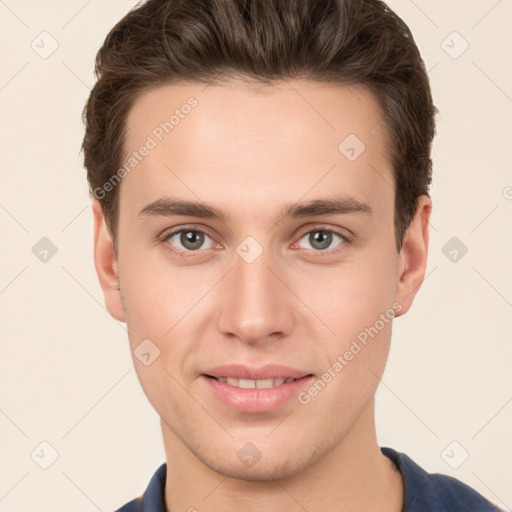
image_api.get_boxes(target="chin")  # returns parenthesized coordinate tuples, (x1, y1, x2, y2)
(206, 456, 305, 482)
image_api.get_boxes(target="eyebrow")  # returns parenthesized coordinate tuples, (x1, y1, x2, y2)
(138, 195, 373, 222)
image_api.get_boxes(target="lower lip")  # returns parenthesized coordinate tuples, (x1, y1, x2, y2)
(201, 375, 314, 413)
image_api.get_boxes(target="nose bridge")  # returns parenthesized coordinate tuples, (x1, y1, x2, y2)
(216, 244, 293, 344)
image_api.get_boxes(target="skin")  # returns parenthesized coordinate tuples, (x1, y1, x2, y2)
(93, 79, 431, 512)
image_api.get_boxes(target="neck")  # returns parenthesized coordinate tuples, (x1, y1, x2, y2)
(162, 400, 403, 512)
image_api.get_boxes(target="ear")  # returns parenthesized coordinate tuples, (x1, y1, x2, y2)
(394, 195, 432, 317)
(92, 198, 125, 322)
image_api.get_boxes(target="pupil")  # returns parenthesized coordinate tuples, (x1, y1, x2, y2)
(310, 231, 331, 250)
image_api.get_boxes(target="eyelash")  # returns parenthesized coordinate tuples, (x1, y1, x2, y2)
(158, 225, 351, 258)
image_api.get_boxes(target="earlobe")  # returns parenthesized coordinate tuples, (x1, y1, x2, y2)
(394, 195, 432, 317)
(91, 198, 125, 322)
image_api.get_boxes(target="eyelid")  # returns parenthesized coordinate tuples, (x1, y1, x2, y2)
(294, 223, 352, 242)
(160, 224, 217, 241)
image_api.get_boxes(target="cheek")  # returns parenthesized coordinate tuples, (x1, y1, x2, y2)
(298, 248, 398, 403)
(118, 251, 222, 384)
(118, 259, 199, 412)
(303, 251, 397, 343)
(118, 239, 194, 333)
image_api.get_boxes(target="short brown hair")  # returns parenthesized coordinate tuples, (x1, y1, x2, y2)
(82, 0, 436, 253)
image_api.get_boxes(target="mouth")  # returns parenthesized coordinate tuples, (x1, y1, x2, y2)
(201, 370, 315, 413)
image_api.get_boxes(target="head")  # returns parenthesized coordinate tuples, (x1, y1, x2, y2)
(84, 0, 436, 480)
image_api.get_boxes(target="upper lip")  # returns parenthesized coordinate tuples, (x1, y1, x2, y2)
(202, 364, 313, 380)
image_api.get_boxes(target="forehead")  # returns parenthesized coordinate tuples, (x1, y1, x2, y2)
(120, 79, 393, 221)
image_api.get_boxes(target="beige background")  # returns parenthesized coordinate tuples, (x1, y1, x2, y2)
(1, 0, 511, 510)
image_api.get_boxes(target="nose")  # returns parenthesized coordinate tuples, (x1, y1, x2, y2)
(216, 247, 295, 346)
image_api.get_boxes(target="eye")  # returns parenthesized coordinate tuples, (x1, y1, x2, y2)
(164, 228, 216, 253)
(296, 228, 346, 252)
(160, 225, 349, 258)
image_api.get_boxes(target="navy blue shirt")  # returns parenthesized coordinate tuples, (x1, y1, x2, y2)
(115, 447, 504, 511)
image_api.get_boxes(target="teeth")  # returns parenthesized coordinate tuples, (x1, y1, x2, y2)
(237, 378, 255, 389)
(219, 377, 294, 388)
(257, 379, 278, 389)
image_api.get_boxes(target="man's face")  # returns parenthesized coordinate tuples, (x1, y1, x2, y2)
(97, 80, 422, 480)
